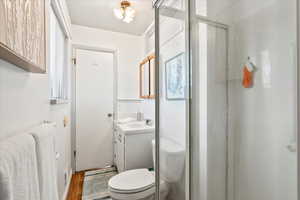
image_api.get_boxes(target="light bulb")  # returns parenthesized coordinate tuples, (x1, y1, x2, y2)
(125, 7, 135, 18)
(114, 8, 124, 20)
(114, 1, 135, 23)
(123, 16, 133, 23)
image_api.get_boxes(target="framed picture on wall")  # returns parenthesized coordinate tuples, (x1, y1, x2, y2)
(165, 53, 185, 100)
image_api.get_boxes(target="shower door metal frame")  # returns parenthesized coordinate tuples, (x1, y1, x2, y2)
(297, 0, 300, 200)
(154, 5, 160, 200)
(154, 1, 230, 200)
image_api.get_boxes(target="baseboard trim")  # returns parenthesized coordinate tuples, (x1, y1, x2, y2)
(62, 169, 73, 200)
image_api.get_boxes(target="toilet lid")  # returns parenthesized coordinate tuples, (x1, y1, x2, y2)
(109, 169, 155, 193)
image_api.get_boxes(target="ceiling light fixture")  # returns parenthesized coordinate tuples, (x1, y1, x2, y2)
(114, 0, 136, 23)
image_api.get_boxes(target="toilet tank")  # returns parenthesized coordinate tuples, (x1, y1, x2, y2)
(152, 138, 185, 183)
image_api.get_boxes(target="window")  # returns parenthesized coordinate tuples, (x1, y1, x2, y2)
(49, 7, 69, 102)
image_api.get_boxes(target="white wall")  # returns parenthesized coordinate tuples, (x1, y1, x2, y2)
(117, 100, 155, 121)
(0, 0, 72, 199)
(71, 25, 144, 99)
(71, 25, 149, 122)
(199, 0, 298, 200)
(94, 18, 156, 122)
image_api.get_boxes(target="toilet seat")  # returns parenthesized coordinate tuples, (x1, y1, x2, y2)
(109, 169, 155, 193)
(109, 169, 170, 200)
(109, 186, 155, 200)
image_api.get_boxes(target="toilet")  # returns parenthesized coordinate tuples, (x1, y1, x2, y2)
(108, 138, 185, 200)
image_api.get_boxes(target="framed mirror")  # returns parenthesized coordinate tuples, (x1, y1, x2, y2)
(140, 58, 150, 98)
(149, 55, 155, 98)
(140, 54, 155, 99)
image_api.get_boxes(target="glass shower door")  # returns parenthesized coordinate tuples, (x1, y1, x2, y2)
(155, 1, 228, 200)
(155, 0, 189, 200)
(190, 20, 228, 200)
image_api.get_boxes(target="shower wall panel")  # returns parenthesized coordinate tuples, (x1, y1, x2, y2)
(195, 0, 298, 200)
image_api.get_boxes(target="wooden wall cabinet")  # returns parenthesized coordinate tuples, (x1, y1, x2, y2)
(0, 0, 46, 73)
(140, 54, 155, 99)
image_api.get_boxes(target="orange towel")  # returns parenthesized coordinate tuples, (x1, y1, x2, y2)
(242, 66, 253, 88)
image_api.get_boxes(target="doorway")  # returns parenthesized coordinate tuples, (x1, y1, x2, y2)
(72, 46, 117, 172)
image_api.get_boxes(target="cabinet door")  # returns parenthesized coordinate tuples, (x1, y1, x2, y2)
(116, 132, 125, 172)
(124, 133, 154, 170)
(113, 131, 118, 165)
(0, 0, 46, 73)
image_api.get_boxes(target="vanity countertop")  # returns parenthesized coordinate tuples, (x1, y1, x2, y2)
(117, 121, 155, 135)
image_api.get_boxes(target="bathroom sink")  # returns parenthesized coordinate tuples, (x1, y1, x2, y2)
(117, 121, 154, 135)
(125, 122, 148, 128)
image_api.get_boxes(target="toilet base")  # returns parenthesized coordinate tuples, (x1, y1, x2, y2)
(111, 186, 168, 200)
(111, 192, 167, 200)
(109, 173, 169, 200)
(111, 195, 154, 200)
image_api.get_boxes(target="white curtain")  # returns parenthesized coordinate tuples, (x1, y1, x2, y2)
(49, 8, 68, 100)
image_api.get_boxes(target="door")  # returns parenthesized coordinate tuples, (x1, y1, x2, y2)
(75, 48, 114, 171)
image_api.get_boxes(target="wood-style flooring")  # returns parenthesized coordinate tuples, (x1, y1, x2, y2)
(66, 172, 85, 200)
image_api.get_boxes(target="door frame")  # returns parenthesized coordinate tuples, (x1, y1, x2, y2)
(71, 44, 118, 172)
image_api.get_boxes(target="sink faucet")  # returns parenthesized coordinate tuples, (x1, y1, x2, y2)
(145, 119, 153, 126)
(137, 111, 143, 121)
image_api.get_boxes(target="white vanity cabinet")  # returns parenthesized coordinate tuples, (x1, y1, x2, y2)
(115, 130, 125, 171)
(114, 122, 155, 172)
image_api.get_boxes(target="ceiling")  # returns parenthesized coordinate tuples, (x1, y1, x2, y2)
(66, 0, 154, 36)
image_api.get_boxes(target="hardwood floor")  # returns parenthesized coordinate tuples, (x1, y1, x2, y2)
(66, 169, 104, 200)
(66, 172, 85, 200)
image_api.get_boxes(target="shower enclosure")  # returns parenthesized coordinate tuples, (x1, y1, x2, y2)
(154, 0, 299, 200)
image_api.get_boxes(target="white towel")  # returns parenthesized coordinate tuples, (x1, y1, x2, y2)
(0, 134, 41, 200)
(30, 123, 59, 200)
